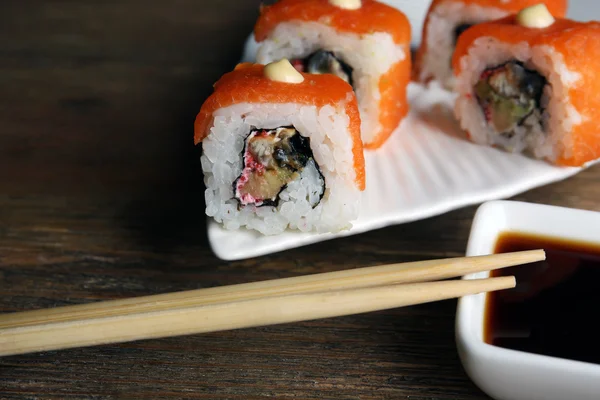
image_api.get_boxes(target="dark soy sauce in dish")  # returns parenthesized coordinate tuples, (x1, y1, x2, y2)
(485, 232, 600, 365)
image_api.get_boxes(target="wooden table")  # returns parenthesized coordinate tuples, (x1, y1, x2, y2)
(1, 1, 599, 398)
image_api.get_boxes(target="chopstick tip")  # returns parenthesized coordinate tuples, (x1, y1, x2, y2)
(520, 249, 546, 261)
(507, 275, 517, 288)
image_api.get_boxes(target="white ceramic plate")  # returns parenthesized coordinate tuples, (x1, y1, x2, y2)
(208, 0, 596, 261)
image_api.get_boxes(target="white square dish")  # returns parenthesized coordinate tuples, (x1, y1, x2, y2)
(208, 0, 600, 261)
(456, 200, 600, 400)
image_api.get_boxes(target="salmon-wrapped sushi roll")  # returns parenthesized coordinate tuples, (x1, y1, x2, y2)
(194, 60, 365, 235)
(415, 0, 568, 89)
(453, 4, 600, 167)
(254, 0, 411, 150)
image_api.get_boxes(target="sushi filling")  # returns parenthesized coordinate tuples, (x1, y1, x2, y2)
(292, 50, 354, 87)
(234, 127, 325, 208)
(474, 61, 547, 137)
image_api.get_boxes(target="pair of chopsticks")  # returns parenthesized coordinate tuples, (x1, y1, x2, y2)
(0, 250, 544, 357)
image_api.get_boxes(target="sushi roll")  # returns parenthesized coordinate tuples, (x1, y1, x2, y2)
(415, 0, 568, 89)
(194, 60, 366, 235)
(253, 0, 411, 150)
(453, 4, 600, 167)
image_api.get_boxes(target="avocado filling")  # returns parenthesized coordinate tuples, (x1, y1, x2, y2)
(292, 50, 354, 87)
(234, 127, 325, 208)
(474, 61, 547, 136)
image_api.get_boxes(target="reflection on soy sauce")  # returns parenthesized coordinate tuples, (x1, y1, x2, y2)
(485, 232, 600, 365)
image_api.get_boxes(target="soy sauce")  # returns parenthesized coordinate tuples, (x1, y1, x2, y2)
(485, 232, 600, 364)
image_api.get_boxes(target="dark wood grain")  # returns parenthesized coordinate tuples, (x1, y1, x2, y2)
(1, 1, 600, 398)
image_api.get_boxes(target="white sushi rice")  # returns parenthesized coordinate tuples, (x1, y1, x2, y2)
(201, 101, 361, 236)
(256, 22, 406, 146)
(418, 2, 507, 89)
(454, 37, 583, 162)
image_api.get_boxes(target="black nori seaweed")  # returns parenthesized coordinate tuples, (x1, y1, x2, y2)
(454, 23, 473, 44)
(519, 67, 547, 106)
(274, 130, 311, 170)
(303, 50, 354, 88)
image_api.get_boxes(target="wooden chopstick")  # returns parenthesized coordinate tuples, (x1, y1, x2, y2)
(0, 276, 516, 357)
(0, 250, 544, 330)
